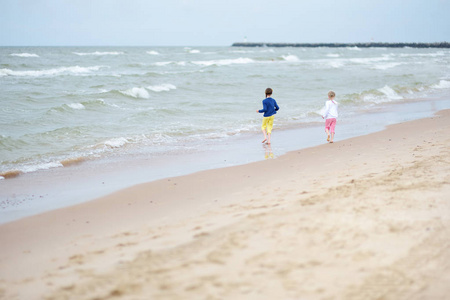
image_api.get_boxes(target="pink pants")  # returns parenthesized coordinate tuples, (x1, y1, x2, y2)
(325, 118, 336, 133)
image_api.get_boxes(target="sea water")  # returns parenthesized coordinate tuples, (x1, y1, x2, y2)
(1, 46, 449, 222)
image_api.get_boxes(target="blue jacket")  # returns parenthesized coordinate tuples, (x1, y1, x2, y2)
(258, 97, 279, 117)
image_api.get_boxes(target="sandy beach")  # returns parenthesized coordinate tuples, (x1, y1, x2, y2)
(1, 109, 449, 300)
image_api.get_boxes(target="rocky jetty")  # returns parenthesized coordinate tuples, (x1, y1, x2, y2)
(232, 42, 450, 48)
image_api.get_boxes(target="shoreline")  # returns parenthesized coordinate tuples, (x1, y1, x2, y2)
(1, 96, 449, 223)
(1, 109, 449, 299)
(1, 96, 449, 224)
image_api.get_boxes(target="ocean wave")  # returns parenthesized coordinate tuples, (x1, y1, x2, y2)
(281, 55, 300, 62)
(371, 62, 403, 70)
(120, 87, 150, 99)
(73, 51, 124, 56)
(378, 85, 403, 100)
(147, 84, 177, 92)
(348, 56, 391, 64)
(20, 162, 63, 174)
(361, 86, 403, 103)
(326, 53, 340, 58)
(343, 85, 405, 105)
(399, 52, 445, 57)
(303, 55, 394, 70)
(10, 53, 39, 58)
(346, 46, 362, 51)
(52, 99, 107, 112)
(188, 49, 201, 54)
(431, 80, 450, 89)
(67, 103, 85, 110)
(230, 50, 255, 53)
(192, 57, 254, 66)
(0, 66, 103, 77)
(328, 61, 345, 68)
(154, 61, 187, 66)
(146, 50, 160, 55)
(104, 137, 129, 148)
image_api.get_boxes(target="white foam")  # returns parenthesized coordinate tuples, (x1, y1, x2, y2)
(104, 137, 129, 148)
(349, 56, 391, 64)
(67, 103, 85, 110)
(282, 55, 300, 62)
(346, 46, 362, 51)
(378, 85, 403, 100)
(21, 162, 63, 173)
(120, 87, 150, 99)
(146, 50, 160, 55)
(154, 61, 171, 66)
(400, 52, 445, 57)
(371, 62, 402, 70)
(362, 86, 403, 104)
(188, 49, 201, 54)
(0, 176, 4, 180)
(10, 53, 39, 57)
(147, 84, 177, 92)
(326, 53, 340, 58)
(0, 69, 10, 77)
(0, 66, 102, 77)
(328, 61, 345, 68)
(230, 50, 254, 53)
(431, 80, 450, 89)
(192, 58, 254, 66)
(154, 61, 186, 66)
(73, 51, 124, 56)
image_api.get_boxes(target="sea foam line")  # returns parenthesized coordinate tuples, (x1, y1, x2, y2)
(281, 55, 300, 62)
(119, 84, 176, 98)
(73, 51, 124, 56)
(192, 57, 255, 66)
(0, 66, 103, 77)
(10, 53, 39, 57)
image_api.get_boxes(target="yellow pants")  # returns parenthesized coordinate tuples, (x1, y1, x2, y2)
(261, 116, 275, 134)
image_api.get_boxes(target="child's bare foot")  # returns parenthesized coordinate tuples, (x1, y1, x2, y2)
(330, 140, 334, 143)
(327, 135, 330, 142)
(262, 139, 267, 143)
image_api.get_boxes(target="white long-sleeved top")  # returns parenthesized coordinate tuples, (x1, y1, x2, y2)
(322, 100, 338, 119)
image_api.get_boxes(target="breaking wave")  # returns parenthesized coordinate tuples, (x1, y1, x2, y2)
(147, 84, 177, 92)
(0, 66, 103, 77)
(192, 57, 255, 66)
(120, 87, 150, 99)
(10, 53, 39, 57)
(73, 51, 124, 56)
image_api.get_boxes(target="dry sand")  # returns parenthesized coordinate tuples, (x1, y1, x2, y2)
(1, 110, 449, 300)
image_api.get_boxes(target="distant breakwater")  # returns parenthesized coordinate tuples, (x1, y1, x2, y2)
(232, 42, 450, 48)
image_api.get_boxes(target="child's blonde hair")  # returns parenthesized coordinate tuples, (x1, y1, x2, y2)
(328, 91, 336, 98)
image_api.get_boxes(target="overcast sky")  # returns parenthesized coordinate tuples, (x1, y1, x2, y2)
(1, 0, 449, 46)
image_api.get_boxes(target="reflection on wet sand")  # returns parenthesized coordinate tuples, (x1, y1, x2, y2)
(264, 144, 274, 159)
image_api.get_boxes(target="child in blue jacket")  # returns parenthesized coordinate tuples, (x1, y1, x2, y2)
(257, 88, 279, 144)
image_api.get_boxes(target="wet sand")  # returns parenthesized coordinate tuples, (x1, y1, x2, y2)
(0, 110, 449, 300)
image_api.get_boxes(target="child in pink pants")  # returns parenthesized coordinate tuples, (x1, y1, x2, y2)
(322, 91, 338, 143)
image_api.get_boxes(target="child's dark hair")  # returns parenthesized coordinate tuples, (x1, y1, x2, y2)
(265, 88, 273, 96)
